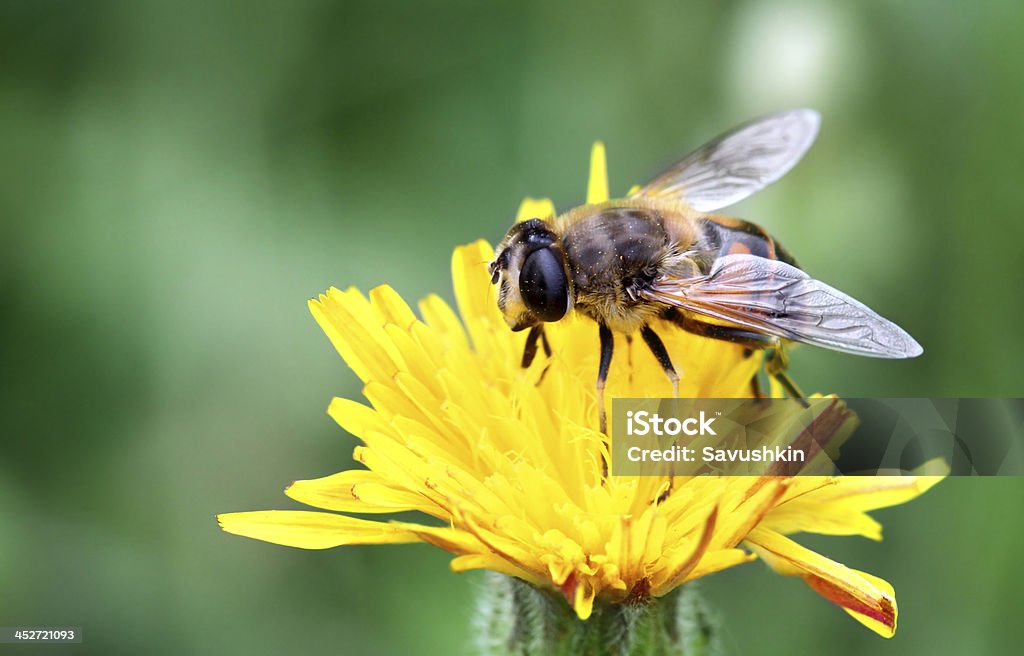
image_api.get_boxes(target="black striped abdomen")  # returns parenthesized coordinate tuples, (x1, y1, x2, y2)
(699, 216, 799, 267)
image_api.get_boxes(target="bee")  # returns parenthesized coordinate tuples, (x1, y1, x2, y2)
(488, 110, 922, 432)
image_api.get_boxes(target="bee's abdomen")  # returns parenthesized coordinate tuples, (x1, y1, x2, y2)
(700, 216, 799, 267)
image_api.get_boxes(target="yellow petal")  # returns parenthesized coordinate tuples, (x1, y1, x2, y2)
(369, 285, 418, 330)
(764, 467, 947, 540)
(451, 241, 503, 353)
(759, 500, 884, 540)
(515, 197, 557, 223)
(808, 469, 947, 512)
(395, 522, 483, 553)
(217, 511, 420, 549)
(836, 569, 898, 637)
(586, 141, 609, 204)
(285, 470, 429, 514)
(308, 292, 371, 382)
(746, 527, 897, 637)
(418, 294, 469, 351)
(685, 548, 757, 580)
(309, 288, 403, 383)
(450, 554, 545, 586)
(650, 506, 718, 596)
(327, 397, 393, 440)
(573, 576, 597, 620)
(713, 478, 788, 549)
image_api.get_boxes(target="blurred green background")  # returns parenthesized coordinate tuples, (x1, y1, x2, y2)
(2, 1, 1023, 654)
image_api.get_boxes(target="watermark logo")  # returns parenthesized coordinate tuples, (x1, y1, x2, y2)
(625, 410, 718, 436)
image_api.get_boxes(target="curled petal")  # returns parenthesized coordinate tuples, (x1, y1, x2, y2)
(745, 527, 897, 637)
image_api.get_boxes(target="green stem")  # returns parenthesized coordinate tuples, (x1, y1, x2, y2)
(474, 573, 722, 656)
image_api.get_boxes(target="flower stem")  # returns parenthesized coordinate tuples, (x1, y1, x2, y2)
(474, 573, 722, 656)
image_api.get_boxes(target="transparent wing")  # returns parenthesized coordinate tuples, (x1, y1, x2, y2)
(641, 254, 923, 358)
(632, 109, 820, 212)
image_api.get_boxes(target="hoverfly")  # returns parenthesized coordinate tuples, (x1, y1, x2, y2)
(488, 110, 922, 432)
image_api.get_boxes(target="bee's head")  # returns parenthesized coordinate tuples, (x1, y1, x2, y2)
(489, 219, 571, 331)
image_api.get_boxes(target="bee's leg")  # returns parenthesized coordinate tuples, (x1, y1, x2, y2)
(539, 327, 552, 358)
(765, 346, 809, 407)
(640, 326, 679, 397)
(535, 326, 553, 385)
(666, 309, 775, 349)
(521, 325, 553, 385)
(745, 349, 765, 399)
(520, 325, 542, 368)
(666, 309, 807, 404)
(641, 326, 679, 505)
(750, 372, 765, 399)
(597, 324, 614, 435)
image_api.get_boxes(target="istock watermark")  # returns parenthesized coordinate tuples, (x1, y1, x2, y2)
(610, 398, 1024, 477)
(625, 410, 719, 436)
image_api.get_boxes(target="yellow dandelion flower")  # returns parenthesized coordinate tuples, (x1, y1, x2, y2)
(218, 143, 943, 639)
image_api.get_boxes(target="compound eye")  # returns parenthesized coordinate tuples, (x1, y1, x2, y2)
(519, 247, 569, 322)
